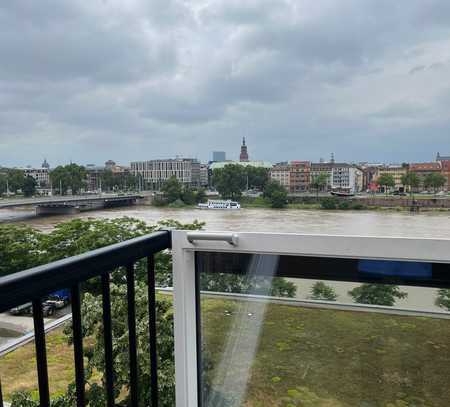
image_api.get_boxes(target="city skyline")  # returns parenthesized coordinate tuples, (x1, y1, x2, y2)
(1, 2, 450, 167)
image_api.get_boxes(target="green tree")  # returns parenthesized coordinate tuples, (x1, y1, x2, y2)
(348, 284, 407, 306)
(435, 289, 450, 311)
(377, 174, 395, 196)
(161, 176, 183, 203)
(5, 169, 25, 193)
(401, 172, 421, 197)
(424, 173, 446, 194)
(212, 164, 247, 200)
(311, 172, 328, 200)
(0, 173, 7, 195)
(263, 180, 288, 208)
(0, 224, 44, 277)
(50, 164, 86, 195)
(310, 281, 338, 301)
(22, 176, 37, 197)
(195, 188, 207, 203)
(181, 186, 196, 205)
(245, 167, 269, 190)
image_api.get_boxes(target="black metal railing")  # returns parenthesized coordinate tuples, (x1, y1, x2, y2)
(0, 230, 171, 407)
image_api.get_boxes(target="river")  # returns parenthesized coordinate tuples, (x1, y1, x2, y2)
(2, 205, 450, 238)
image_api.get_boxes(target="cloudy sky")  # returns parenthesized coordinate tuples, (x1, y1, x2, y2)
(1, 0, 450, 168)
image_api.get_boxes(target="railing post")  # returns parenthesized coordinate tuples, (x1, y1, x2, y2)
(71, 284, 85, 407)
(127, 264, 139, 407)
(101, 274, 115, 407)
(32, 299, 50, 407)
(147, 255, 159, 407)
(172, 231, 199, 407)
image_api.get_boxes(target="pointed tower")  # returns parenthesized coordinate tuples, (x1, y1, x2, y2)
(239, 137, 249, 162)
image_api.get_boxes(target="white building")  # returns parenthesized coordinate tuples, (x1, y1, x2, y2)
(270, 164, 290, 190)
(331, 165, 363, 194)
(131, 158, 201, 189)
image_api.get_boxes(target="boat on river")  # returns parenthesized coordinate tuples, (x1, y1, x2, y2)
(197, 200, 241, 210)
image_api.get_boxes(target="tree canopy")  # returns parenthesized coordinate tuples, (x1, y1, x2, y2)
(423, 173, 447, 193)
(212, 164, 247, 199)
(401, 172, 421, 196)
(50, 164, 87, 195)
(377, 174, 395, 194)
(262, 180, 288, 208)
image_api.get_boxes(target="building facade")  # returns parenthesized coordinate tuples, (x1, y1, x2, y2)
(200, 164, 209, 188)
(270, 161, 311, 193)
(409, 162, 443, 191)
(375, 165, 407, 192)
(331, 165, 363, 194)
(437, 153, 450, 191)
(270, 164, 290, 190)
(289, 161, 311, 193)
(131, 158, 201, 189)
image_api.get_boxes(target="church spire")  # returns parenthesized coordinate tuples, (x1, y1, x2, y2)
(240, 137, 249, 162)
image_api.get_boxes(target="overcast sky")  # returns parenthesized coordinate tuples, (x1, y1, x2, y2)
(1, 0, 450, 168)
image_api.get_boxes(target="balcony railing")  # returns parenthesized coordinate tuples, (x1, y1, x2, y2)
(0, 231, 171, 407)
(1, 230, 450, 407)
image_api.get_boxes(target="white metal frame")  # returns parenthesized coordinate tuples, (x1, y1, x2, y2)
(172, 230, 450, 407)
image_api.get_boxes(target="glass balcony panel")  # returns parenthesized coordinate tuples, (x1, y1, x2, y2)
(196, 252, 450, 407)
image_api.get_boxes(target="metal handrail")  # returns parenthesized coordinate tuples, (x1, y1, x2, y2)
(0, 231, 171, 313)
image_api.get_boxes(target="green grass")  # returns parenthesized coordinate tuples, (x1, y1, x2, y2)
(201, 298, 450, 407)
(2, 299, 450, 406)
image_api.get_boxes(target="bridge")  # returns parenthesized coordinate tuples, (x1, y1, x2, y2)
(0, 194, 144, 215)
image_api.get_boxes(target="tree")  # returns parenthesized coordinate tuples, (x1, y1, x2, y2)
(5, 169, 25, 193)
(161, 176, 182, 203)
(436, 289, 450, 311)
(195, 188, 207, 203)
(181, 186, 196, 205)
(22, 176, 37, 197)
(348, 284, 407, 306)
(0, 173, 7, 195)
(377, 174, 395, 196)
(401, 172, 421, 197)
(424, 173, 446, 194)
(310, 281, 338, 301)
(212, 164, 247, 200)
(50, 164, 86, 195)
(245, 167, 269, 190)
(263, 180, 288, 208)
(0, 224, 44, 277)
(311, 172, 328, 200)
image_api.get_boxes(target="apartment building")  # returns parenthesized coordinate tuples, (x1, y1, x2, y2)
(375, 165, 408, 192)
(270, 163, 290, 190)
(331, 165, 363, 194)
(409, 162, 443, 191)
(131, 158, 201, 189)
(270, 161, 310, 193)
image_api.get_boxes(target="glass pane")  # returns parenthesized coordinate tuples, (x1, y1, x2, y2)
(197, 252, 450, 407)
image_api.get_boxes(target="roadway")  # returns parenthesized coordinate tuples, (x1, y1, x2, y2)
(0, 193, 143, 209)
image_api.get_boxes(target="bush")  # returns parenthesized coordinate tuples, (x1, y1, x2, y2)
(310, 281, 338, 301)
(351, 203, 366, 210)
(338, 201, 351, 210)
(168, 199, 186, 208)
(320, 197, 338, 209)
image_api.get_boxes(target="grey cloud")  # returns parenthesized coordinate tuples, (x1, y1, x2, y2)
(1, 0, 450, 167)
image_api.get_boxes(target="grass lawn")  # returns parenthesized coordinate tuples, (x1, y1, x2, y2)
(201, 298, 450, 407)
(0, 326, 74, 400)
(2, 298, 450, 406)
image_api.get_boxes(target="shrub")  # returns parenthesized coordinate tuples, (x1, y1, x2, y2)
(338, 201, 351, 210)
(320, 197, 338, 209)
